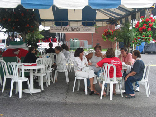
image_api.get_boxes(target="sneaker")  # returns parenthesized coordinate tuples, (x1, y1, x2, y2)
(135, 87, 140, 92)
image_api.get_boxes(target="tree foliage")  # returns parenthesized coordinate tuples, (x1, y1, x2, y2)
(0, 5, 38, 37)
(26, 31, 44, 47)
(102, 22, 134, 48)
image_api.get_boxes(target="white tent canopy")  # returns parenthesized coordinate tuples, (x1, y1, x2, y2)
(0, 0, 155, 9)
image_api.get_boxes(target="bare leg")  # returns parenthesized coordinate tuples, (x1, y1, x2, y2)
(113, 84, 116, 94)
(89, 78, 94, 91)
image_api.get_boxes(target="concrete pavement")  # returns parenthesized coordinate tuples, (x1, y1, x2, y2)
(0, 54, 156, 117)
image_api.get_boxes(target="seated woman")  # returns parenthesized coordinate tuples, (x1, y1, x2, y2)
(74, 48, 98, 95)
(125, 50, 145, 98)
(54, 46, 66, 71)
(23, 47, 37, 63)
(86, 45, 104, 88)
(86, 45, 104, 75)
(119, 47, 134, 65)
(96, 48, 122, 96)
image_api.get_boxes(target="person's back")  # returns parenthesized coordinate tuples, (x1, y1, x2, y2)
(46, 42, 55, 54)
(96, 48, 122, 78)
(23, 47, 37, 63)
(98, 57, 122, 78)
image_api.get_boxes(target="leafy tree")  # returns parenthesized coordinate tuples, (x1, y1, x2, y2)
(26, 31, 44, 48)
(102, 22, 134, 51)
(114, 22, 134, 49)
(0, 5, 39, 41)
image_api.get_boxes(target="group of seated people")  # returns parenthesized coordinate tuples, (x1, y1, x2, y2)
(23, 43, 145, 99)
(74, 45, 145, 98)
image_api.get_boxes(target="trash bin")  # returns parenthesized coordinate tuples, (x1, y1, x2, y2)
(70, 39, 73, 50)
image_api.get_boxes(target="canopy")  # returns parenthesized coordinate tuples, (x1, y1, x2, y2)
(39, 5, 144, 26)
(0, 0, 155, 9)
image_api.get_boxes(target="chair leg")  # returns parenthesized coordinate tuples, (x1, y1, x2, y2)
(2, 77, 6, 92)
(27, 80, 31, 95)
(84, 79, 87, 95)
(77, 80, 80, 91)
(65, 71, 69, 83)
(119, 82, 123, 97)
(73, 77, 76, 92)
(40, 76, 44, 90)
(15, 82, 18, 94)
(9, 80, 14, 97)
(50, 72, 53, 83)
(18, 81, 22, 98)
(45, 75, 49, 87)
(145, 82, 150, 97)
(107, 84, 110, 95)
(100, 81, 105, 99)
(48, 73, 50, 86)
(110, 83, 113, 100)
(53, 70, 58, 83)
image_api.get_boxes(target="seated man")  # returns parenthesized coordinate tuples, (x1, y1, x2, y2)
(46, 42, 55, 54)
(125, 50, 145, 98)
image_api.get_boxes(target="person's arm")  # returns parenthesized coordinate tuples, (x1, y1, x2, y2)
(118, 54, 122, 62)
(96, 59, 106, 68)
(125, 71, 136, 81)
(85, 53, 93, 61)
(102, 54, 106, 59)
(96, 63, 99, 68)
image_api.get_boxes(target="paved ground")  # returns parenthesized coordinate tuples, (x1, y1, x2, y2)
(0, 54, 156, 117)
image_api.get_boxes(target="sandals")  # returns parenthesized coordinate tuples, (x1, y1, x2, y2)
(89, 91, 100, 95)
(125, 94, 135, 98)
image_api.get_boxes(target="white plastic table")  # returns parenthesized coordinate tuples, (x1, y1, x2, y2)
(116, 63, 131, 93)
(19, 64, 45, 93)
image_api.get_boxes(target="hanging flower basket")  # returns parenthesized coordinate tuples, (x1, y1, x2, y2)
(132, 16, 156, 45)
(102, 29, 115, 41)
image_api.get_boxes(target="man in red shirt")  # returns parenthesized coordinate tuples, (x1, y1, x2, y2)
(96, 48, 122, 96)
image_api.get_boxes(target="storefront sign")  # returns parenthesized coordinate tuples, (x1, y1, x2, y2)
(50, 26, 95, 33)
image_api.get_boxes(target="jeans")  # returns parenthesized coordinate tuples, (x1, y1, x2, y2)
(123, 71, 139, 88)
(125, 76, 137, 94)
(125, 76, 141, 94)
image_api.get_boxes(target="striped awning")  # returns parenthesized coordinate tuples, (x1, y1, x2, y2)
(0, 0, 155, 9)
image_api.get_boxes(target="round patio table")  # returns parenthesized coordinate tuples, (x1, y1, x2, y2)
(19, 64, 45, 93)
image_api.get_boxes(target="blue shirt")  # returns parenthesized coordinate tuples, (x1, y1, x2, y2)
(131, 60, 145, 80)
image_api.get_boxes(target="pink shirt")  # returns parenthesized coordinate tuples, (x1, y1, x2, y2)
(119, 53, 134, 65)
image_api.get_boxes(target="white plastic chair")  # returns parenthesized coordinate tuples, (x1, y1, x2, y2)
(66, 56, 74, 72)
(53, 65, 69, 84)
(72, 60, 88, 95)
(139, 62, 151, 97)
(100, 63, 123, 100)
(8, 62, 30, 98)
(43, 58, 53, 85)
(33, 58, 47, 90)
(0, 60, 13, 92)
(73, 71, 88, 95)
